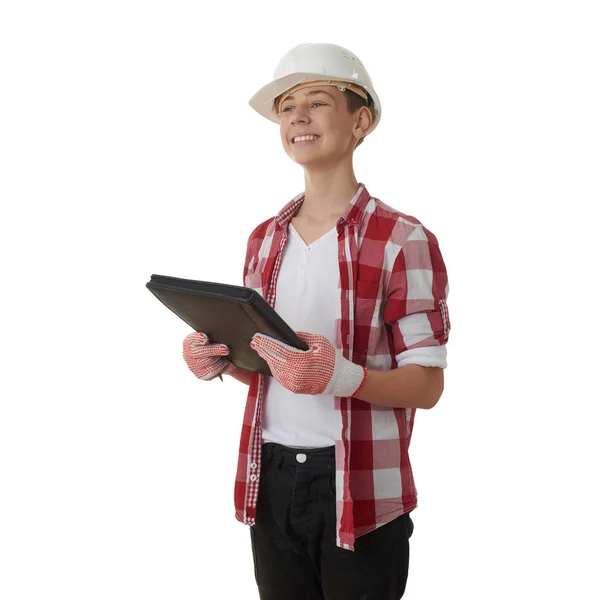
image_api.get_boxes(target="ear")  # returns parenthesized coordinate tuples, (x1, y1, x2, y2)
(353, 105, 372, 142)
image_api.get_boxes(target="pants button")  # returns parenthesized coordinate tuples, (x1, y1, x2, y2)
(296, 453, 307, 463)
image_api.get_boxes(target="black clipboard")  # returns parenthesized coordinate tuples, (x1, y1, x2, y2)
(146, 274, 310, 376)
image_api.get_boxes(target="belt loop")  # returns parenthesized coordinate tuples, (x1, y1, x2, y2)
(275, 444, 284, 468)
(262, 442, 273, 467)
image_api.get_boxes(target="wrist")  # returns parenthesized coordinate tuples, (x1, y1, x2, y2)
(351, 366, 368, 395)
(220, 361, 238, 377)
(227, 365, 254, 386)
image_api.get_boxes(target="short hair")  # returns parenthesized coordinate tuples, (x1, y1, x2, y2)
(343, 89, 376, 150)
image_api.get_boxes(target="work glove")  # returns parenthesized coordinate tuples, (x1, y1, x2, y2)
(249, 331, 367, 397)
(183, 332, 237, 381)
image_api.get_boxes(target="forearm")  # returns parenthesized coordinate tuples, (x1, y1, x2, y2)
(353, 364, 443, 409)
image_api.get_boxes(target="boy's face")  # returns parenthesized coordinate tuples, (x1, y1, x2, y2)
(278, 85, 369, 168)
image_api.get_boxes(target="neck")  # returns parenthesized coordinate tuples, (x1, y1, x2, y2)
(299, 161, 360, 222)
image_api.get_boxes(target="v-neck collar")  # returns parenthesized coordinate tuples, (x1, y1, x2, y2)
(288, 221, 337, 249)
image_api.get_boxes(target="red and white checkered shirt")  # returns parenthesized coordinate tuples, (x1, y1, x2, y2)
(234, 183, 451, 551)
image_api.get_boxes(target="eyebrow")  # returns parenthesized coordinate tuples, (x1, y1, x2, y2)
(281, 89, 335, 104)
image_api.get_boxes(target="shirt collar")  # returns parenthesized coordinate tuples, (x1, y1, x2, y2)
(275, 183, 371, 229)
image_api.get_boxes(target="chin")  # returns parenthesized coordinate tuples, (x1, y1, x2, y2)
(291, 158, 327, 169)
(285, 148, 327, 167)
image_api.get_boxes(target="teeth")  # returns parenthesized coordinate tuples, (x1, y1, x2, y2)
(293, 135, 319, 143)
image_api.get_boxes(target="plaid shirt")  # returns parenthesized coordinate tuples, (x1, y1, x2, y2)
(234, 184, 451, 550)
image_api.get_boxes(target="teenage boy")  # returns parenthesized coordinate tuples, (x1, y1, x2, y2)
(183, 42, 451, 600)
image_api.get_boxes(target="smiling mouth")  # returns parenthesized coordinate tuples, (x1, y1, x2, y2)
(292, 135, 321, 144)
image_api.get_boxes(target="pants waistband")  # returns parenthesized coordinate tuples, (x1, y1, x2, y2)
(262, 442, 335, 468)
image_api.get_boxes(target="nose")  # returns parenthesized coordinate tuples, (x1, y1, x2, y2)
(290, 104, 310, 125)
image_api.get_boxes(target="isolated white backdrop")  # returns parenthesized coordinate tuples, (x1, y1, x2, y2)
(1, 1, 599, 598)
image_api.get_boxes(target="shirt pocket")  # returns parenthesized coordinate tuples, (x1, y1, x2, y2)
(353, 278, 381, 354)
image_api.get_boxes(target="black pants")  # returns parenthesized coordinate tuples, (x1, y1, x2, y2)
(250, 442, 414, 600)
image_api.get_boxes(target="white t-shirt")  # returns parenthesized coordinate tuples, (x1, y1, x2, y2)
(261, 222, 447, 449)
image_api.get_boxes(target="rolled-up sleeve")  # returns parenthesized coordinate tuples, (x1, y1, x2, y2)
(383, 225, 451, 368)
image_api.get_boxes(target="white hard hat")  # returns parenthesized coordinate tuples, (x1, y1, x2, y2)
(249, 43, 381, 135)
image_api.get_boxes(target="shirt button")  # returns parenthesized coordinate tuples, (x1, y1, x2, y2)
(250, 474, 258, 481)
(296, 453, 307, 463)
(250, 462, 258, 469)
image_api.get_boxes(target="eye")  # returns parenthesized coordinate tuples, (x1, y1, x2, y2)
(282, 102, 325, 113)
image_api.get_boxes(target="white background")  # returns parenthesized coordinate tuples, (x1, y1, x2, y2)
(1, 1, 599, 598)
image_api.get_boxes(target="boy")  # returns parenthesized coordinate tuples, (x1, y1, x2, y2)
(182, 43, 451, 600)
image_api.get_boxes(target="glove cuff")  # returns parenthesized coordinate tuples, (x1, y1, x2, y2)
(324, 353, 367, 398)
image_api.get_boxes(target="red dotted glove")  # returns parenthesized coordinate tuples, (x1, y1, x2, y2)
(183, 332, 237, 381)
(249, 331, 367, 397)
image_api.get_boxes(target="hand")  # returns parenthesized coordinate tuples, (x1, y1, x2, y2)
(183, 332, 237, 381)
(249, 331, 366, 397)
